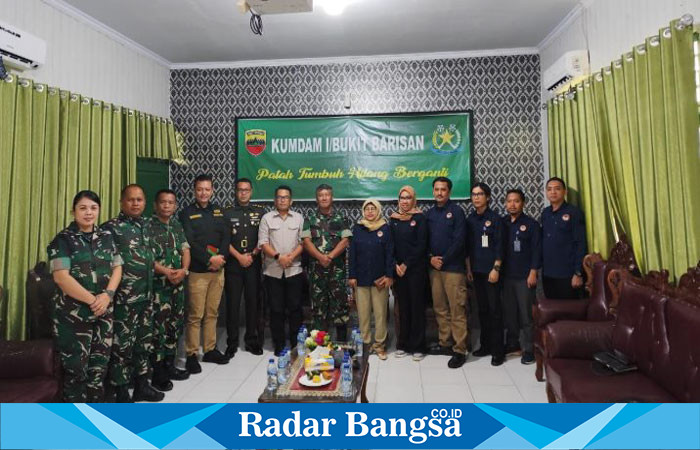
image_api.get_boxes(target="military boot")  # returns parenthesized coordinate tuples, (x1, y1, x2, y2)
(115, 385, 133, 403)
(165, 355, 189, 381)
(151, 361, 173, 392)
(132, 375, 164, 402)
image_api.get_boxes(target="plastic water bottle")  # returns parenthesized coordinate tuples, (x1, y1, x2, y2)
(277, 352, 288, 385)
(354, 330, 363, 357)
(266, 358, 278, 392)
(283, 347, 291, 379)
(302, 325, 309, 341)
(341, 362, 353, 398)
(297, 328, 306, 357)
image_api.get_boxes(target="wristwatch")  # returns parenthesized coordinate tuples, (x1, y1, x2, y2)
(274, 253, 280, 260)
(184, 269, 190, 276)
(493, 264, 501, 272)
(104, 289, 115, 301)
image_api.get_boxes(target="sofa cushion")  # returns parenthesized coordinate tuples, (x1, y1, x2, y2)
(656, 299, 700, 402)
(611, 282, 668, 375)
(546, 358, 676, 403)
(0, 377, 59, 402)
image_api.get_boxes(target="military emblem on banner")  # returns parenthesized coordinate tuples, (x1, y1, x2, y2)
(245, 129, 267, 156)
(431, 123, 462, 154)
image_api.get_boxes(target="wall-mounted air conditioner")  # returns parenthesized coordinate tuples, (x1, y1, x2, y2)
(543, 50, 590, 92)
(0, 19, 47, 71)
(245, 0, 313, 14)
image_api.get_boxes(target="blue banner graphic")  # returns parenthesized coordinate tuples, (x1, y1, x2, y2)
(1, 403, 699, 449)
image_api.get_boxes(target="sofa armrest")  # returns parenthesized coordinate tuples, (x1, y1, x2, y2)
(0, 339, 56, 379)
(543, 320, 613, 359)
(534, 297, 589, 327)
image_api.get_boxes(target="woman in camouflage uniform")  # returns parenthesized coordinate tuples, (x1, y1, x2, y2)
(48, 191, 123, 402)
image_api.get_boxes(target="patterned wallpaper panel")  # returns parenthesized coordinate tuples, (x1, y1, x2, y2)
(170, 55, 543, 221)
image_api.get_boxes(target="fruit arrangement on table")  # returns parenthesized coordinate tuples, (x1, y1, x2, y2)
(302, 330, 343, 386)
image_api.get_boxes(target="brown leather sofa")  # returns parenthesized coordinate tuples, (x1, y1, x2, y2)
(533, 236, 639, 381)
(0, 338, 61, 402)
(543, 266, 700, 402)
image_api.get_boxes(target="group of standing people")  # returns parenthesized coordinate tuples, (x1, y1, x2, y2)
(48, 173, 585, 402)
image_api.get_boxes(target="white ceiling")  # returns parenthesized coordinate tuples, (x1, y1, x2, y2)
(56, 0, 580, 65)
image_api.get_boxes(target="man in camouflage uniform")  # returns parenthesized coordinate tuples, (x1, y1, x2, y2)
(101, 184, 163, 402)
(48, 217, 122, 402)
(145, 189, 191, 391)
(223, 178, 265, 357)
(302, 184, 352, 340)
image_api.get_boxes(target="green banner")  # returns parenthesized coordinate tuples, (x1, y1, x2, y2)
(237, 112, 472, 201)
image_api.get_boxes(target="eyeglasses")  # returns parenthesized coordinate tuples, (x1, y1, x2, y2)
(276, 195, 291, 200)
(471, 192, 486, 197)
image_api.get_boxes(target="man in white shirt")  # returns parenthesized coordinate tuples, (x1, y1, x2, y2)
(258, 185, 304, 356)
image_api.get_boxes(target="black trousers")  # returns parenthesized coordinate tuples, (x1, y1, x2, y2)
(224, 260, 262, 349)
(543, 276, 583, 299)
(502, 277, 535, 353)
(395, 269, 427, 353)
(264, 273, 303, 351)
(473, 272, 504, 357)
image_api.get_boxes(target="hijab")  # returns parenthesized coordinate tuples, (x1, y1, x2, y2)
(359, 199, 386, 231)
(390, 185, 422, 221)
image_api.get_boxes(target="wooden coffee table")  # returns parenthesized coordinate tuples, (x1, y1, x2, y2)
(258, 344, 370, 403)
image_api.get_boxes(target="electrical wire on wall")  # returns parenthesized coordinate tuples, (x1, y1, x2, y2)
(250, 9, 263, 35)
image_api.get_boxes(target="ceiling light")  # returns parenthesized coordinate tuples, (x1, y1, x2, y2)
(316, 0, 359, 16)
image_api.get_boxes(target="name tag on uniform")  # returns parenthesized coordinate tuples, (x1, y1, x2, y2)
(189, 214, 202, 219)
(482, 234, 489, 248)
(514, 239, 521, 253)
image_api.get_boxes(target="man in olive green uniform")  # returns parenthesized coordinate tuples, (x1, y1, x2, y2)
(102, 184, 163, 402)
(48, 221, 122, 402)
(223, 178, 265, 357)
(302, 184, 352, 340)
(145, 189, 191, 391)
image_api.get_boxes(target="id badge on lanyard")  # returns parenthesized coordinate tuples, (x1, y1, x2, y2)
(482, 232, 489, 248)
(514, 230, 521, 252)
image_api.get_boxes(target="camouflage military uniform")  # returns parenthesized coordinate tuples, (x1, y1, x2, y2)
(301, 209, 353, 329)
(101, 212, 155, 386)
(144, 215, 190, 362)
(47, 222, 122, 402)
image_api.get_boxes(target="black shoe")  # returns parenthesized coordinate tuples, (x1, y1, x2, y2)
(428, 343, 453, 356)
(245, 344, 264, 356)
(132, 375, 164, 402)
(152, 362, 174, 392)
(115, 385, 133, 403)
(521, 351, 535, 365)
(473, 347, 491, 357)
(491, 355, 505, 366)
(186, 355, 202, 374)
(225, 345, 237, 359)
(448, 353, 467, 369)
(274, 348, 284, 357)
(335, 324, 348, 342)
(165, 355, 190, 380)
(202, 349, 230, 364)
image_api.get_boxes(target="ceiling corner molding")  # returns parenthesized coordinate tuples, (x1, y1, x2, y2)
(169, 47, 540, 70)
(537, 0, 593, 51)
(42, 0, 172, 68)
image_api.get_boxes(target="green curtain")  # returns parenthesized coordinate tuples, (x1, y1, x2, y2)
(548, 19, 700, 281)
(0, 76, 183, 340)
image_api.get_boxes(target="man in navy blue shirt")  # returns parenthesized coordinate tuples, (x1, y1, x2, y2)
(540, 177, 587, 299)
(426, 177, 468, 369)
(502, 189, 541, 365)
(466, 182, 505, 366)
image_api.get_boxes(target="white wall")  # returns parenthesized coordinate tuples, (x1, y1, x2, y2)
(540, 0, 700, 72)
(0, 0, 171, 117)
(538, 0, 700, 182)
